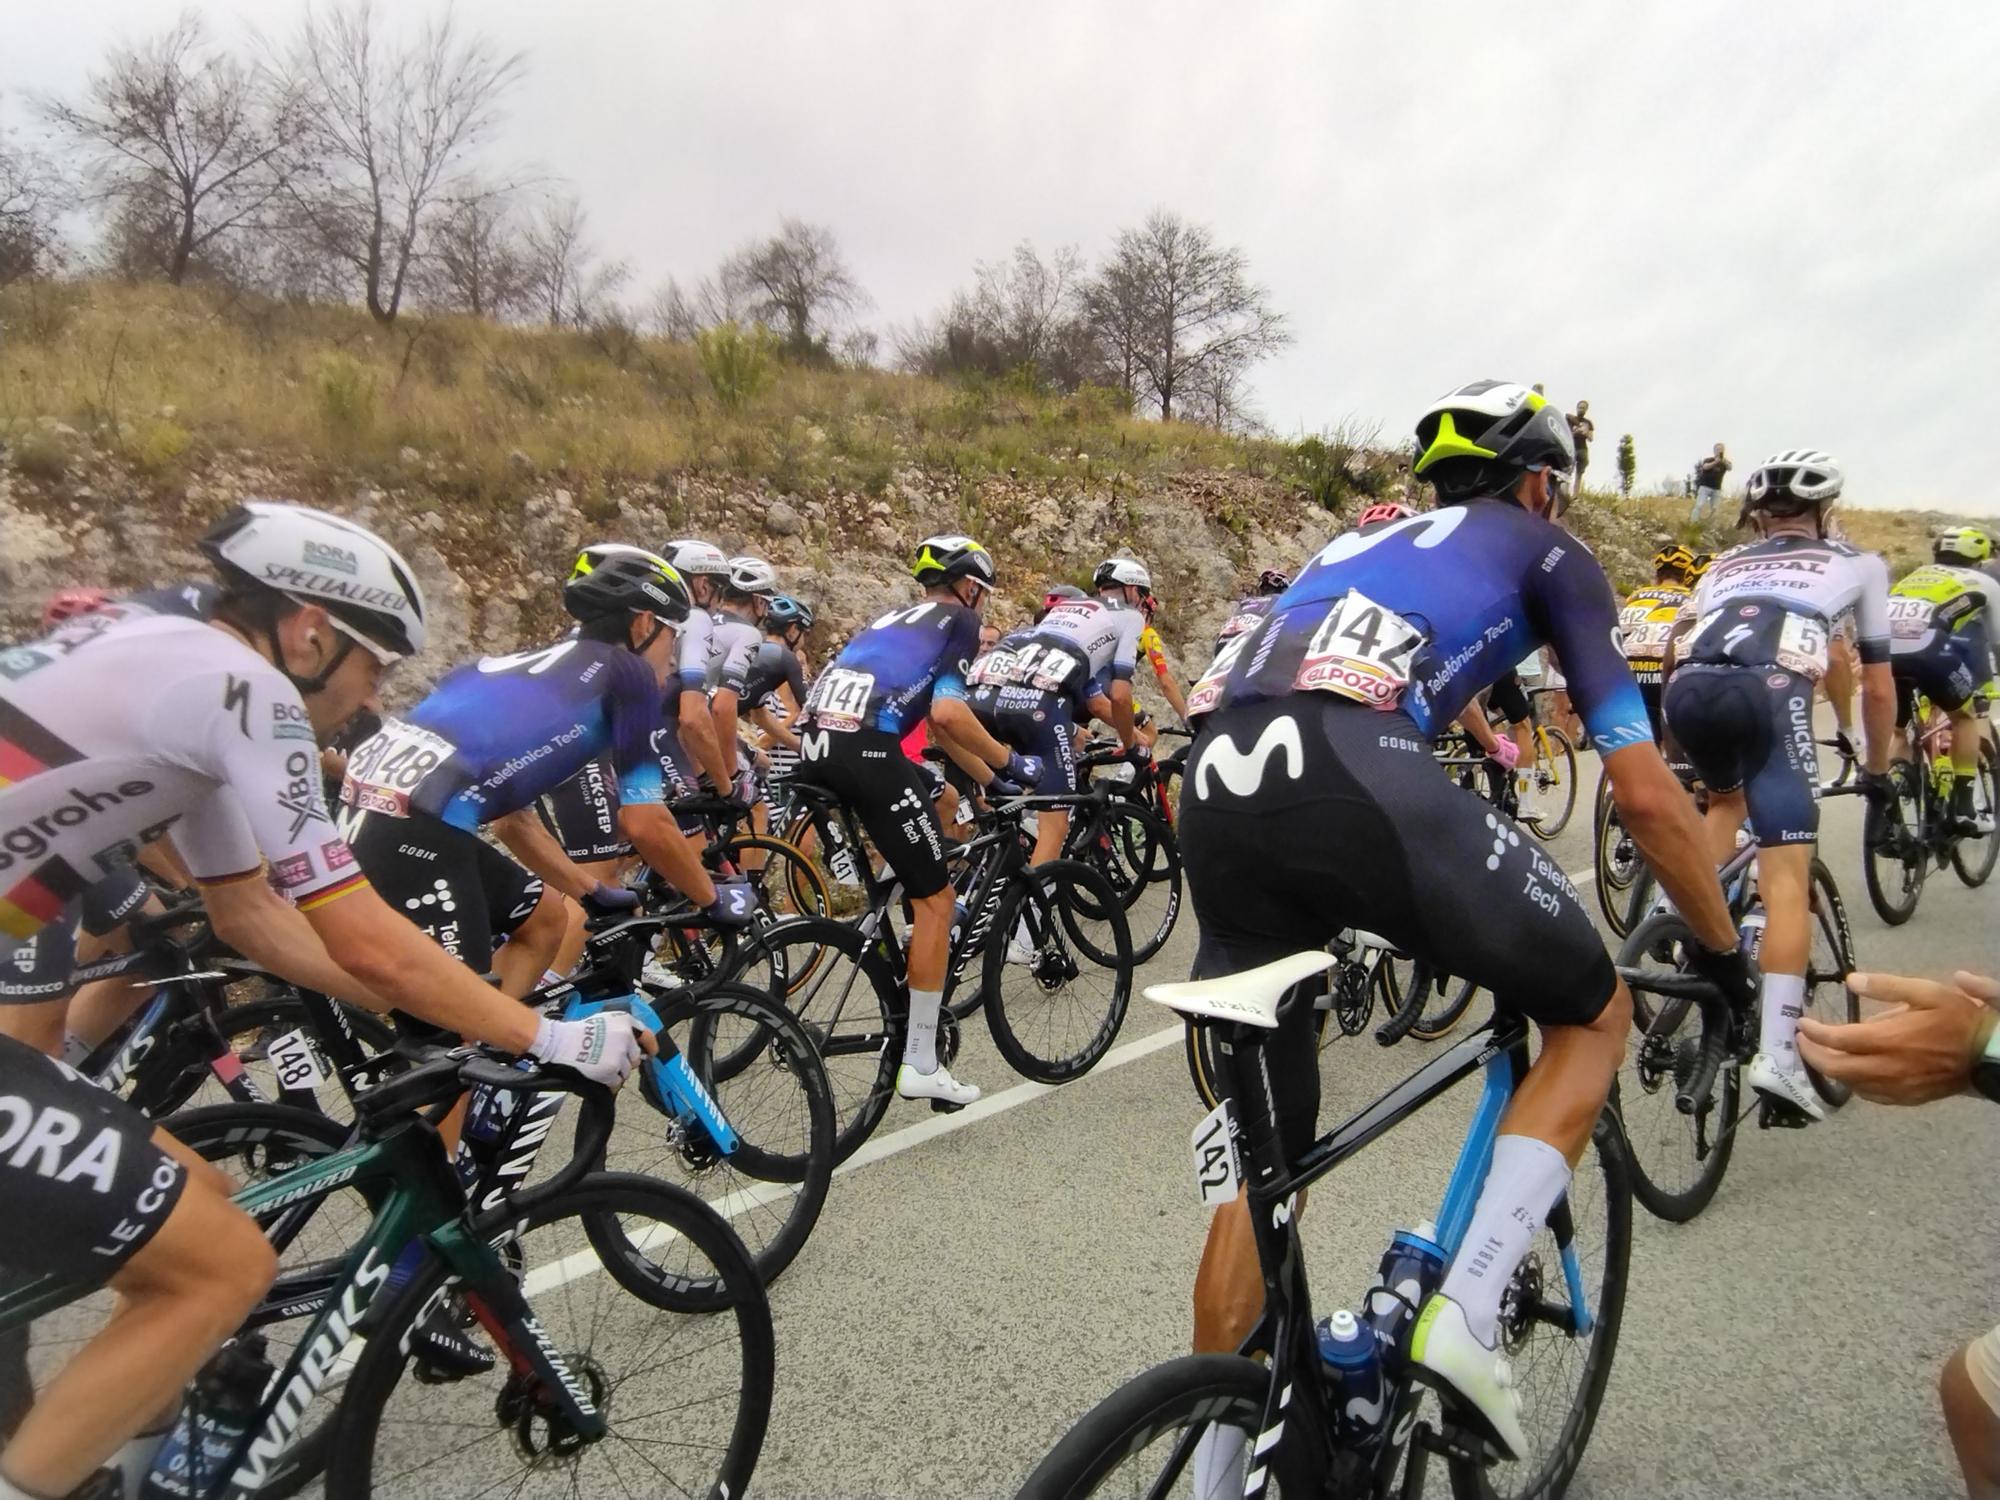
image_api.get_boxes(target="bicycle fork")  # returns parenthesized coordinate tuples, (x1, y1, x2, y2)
(565, 994, 740, 1155)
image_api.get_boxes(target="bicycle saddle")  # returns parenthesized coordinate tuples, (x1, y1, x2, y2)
(1142, 951, 1336, 1029)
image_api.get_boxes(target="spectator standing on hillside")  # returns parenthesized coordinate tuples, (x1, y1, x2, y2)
(1568, 400, 1595, 487)
(1693, 443, 1731, 521)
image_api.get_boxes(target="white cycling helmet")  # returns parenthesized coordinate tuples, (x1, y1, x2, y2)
(662, 538, 730, 577)
(1743, 450, 1844, 516)
(726, 555, 779, 595)
(1093, 557, 1153, 594)
(199, 500, 426, 661)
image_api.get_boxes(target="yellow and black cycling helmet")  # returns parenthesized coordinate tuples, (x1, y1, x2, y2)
(1413, 381, 1576, 512)
(1935, 527, 1994, 567)
(564, 543, 691, 625)
(911, 534, 996, 590)
(1686, 551, 1714, 581)
(1652, 543, 1698, 583)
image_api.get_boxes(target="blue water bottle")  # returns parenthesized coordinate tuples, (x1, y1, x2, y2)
(1316, 1309, 1385, 1445)
(1362, 1220, 1447, 1364)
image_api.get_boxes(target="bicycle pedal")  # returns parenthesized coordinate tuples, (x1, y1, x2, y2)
(928, 1096, 968, 1114)
(1756, 1098, 1812, 1130)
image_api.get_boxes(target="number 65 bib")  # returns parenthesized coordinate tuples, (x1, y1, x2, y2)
(1294, 589, 1425, 709)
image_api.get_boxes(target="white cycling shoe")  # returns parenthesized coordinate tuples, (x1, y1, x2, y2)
(1407, 1293, 1527, 1461)
(896, 1062, 981, 1107)
(1747, 1052, 1825, 1122)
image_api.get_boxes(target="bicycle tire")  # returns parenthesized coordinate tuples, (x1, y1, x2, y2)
(1591, 779, 1643, 939)
(1802, 859, 1858, 1109)
(739, 915, 903, 1162)
(325, 1172, 773, 1500)
(1016, 1353, 1276, 1499)
(643, 980, 836, 1286)
(1065, 800, 1183, 965)
(983, 859, 1132, 1085)
(1520, 725, 1579, 839)
(124, 991, 394, 1120)
(1862, 757, 1926, 925)
(1408, 969, 1482, 1041)
(1950, 739, 1999, 887)
(721, 830, 833, 922)
(1611, 913, 1738, 1222)
(1453, 1112, 1631, 1500)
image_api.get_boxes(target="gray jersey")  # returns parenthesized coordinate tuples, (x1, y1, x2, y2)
(1025, 595, 1146, 684)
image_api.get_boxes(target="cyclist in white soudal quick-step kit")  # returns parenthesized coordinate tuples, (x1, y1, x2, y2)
(791, 535, 1044, 1109)
(1177, 382, 1749, 1476)
(1663, 450, 1897, 1122)
(0, 502, 648, 1500)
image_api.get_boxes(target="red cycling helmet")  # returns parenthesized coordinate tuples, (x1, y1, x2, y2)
(1355, 502, 1417, 529)
(42, 587, 114, 630)
(1256, 569, 1291, 596)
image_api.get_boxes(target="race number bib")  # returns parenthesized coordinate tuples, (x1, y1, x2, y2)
(1776, 614, 1830, 681)
(1186, 633, 1252, 719)
(1189, 1099, 1240, 1209)
(1886, 597, 1934, 642)
(806, 667, 875, 732)
(266, 1027, 333, 1092)
(967, 648, 1016, 689)
(1009, 643, 1083, 694)
(1294, 590, 1424, 709)
(342, 718, 457, 817)
(1618, 604, 1676, 660)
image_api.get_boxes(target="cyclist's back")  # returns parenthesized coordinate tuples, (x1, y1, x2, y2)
(1887, 559, 2000, 708)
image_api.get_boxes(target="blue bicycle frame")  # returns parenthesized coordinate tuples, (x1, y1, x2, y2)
(562, 992, 740, 1153)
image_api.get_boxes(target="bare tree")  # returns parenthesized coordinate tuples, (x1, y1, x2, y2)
(423, 183, 528, 317)
(520, 194, 627, 328)
(0, 101, 68, 283)
(1083, 210, 1289, 423)
(897, 241, 1103, 388)
(39, 13, 293, 284)
(646, 273, 747, 341)
(278, 2, 522, 323)
(719, 217, 868, 355)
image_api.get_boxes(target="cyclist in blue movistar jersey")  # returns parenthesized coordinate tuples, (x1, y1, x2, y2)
(793, 535, 1042, 1108)
(340, 545, 752, 1011)
(1179, 381, 1746, 1470)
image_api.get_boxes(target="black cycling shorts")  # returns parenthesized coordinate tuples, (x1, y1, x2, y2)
(1488, 669, 1533, 726)
(0, 1034, 185, 1284)
(793, 725, 953, 899)
(1664, 664, 1818, 846)
(539, 758, 632, 863)
(345, 809, 544, 980)
(1, 869, 153, 1005)
(972, 695, 1078, 796)
(1180, 696, 1615, 1163)
(1893, 620, 1993, 717)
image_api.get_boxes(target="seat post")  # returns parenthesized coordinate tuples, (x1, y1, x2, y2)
(1218, 1000, 1299, 1194)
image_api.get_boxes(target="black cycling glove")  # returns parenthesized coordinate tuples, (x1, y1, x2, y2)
(1686, 940, 1759, 1015)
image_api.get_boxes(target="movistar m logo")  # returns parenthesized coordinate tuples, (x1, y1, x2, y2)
(1193, 716, 1303, 800)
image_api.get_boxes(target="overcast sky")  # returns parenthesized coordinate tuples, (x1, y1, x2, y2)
(14, 1, 2000, 514)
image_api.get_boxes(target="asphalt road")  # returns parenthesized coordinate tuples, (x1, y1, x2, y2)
(352, 719, 2000, 1500)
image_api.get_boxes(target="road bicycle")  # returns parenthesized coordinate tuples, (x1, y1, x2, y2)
(1063, 741, 1185, 964)
(1862, 688, 1997, 924)
(1021, 951, 1630, 1500)
(1183, 928, 1479, 1112)
(763, 778, 1134, 1159)
(1612, 833, 1858, 1222)
(5, 1049, 773, 1499)
(1432, 723, 1576, 841)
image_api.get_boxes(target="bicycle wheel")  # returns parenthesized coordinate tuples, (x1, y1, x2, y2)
(1950, 740, 1999, 887)
(1408, 969, 1482, 1042)
(1068, 801, 1184, 965)
(1591, 780, 1643, 939)
(1862, 758, 1926, 925)
(983, 859, 1133, 1084)
(722, 830, 833, 920)
(1611, 913, 1738, 1222)
(784, 806, 879, 920)
(1802, 860, 1858, 1109)
(326, 1173, 773, 1500)
(1456, 1111, 1631, 1500)
(740, 915, 903, 1161)
(132, 990, 393, 1121)
(1017, 1353, 1277, 1499)
(632, 981, 836, 1286)
(1519, 726, 1579, 838)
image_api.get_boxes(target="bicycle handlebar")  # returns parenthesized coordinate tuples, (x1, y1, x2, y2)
(1616, 964, 1728, 1115)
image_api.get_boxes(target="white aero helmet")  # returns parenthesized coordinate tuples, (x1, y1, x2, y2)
(726, 555, 780, 595)
(1094, 556, 1153, 593)
(662, 538, 730, 577)
(1743, 450, 1843, 512)
(199, 499, 426, 661)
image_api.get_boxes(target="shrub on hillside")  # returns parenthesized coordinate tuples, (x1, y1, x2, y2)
(315, 353, 377, 444)
(697, 321, 777, 410)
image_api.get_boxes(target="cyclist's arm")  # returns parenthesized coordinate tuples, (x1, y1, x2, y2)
(1457, 697, 1503, 755)
(1853, 557, 1895, 772)
(679, 688, 733, 788)
(1602, 742, 1736, 951)
(930, 698, 1013, 781)
(1107, 678, 1137, 749)
(618, 801, 717, 908)
(1141, 628, 1191, 722)
(205, 875, 539, 1051)
(605, 668, 719, 907)
(491, 807, 598, 900)
(749, 701, 801, 752)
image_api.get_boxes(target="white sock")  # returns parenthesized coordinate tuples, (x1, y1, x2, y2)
(1439, 1134, 1570, 1347)
(1191, 1424, 1248, 1499)
(905, 987, 942, 1073)
(539, 967, 567, 990)
(1761, 972, 1807, 1067)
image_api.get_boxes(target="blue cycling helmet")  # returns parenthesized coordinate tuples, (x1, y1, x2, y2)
(765, 595, 815, 630)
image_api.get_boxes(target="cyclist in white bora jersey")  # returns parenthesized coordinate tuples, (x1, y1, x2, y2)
(0, 502, 646, 1500)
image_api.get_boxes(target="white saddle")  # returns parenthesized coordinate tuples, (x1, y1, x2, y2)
(1143, 951, 1337, 1030)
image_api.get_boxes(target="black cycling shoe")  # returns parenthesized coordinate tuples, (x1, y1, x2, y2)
(411, 1301, 496, 1381)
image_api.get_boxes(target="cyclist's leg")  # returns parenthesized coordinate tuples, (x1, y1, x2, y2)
(1664, 666, 1757, 863)
(62, 872, 165, 1055)
(0, 910, 82, 1057)
(481, 846, 560, 999)
(0, 1038, 275, 1498)
(1942, 1326, 2000, 1499)
(999, 701, 1075, 867)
